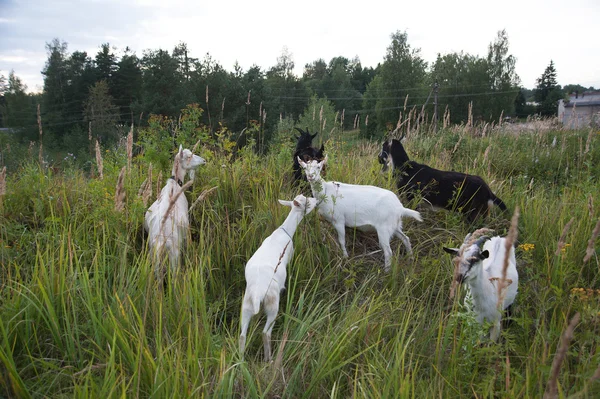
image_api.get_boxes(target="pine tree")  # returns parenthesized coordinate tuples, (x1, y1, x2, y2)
(534, 60, 563, 116)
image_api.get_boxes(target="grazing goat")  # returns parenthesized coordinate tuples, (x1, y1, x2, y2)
(378, 137, 507, 221)
(298, 155, 422, 272)
(240, 194, 317, 361)
(443, 231, 518, 341)
(292, 127, 325, 184)
(144, 145, 205, 278)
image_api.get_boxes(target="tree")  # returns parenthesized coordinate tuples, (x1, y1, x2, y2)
(42, 38, 70, 130)
(534, 60, 563, 116)
(95, 43, 117, 86)
(485, 29, 520, 119)
(112, 47, 142, 124)
(361, 31, 427, 137)
(84, 80, 119, 143)
(1, 71, 37, 139)
(140, 49, 183, 117)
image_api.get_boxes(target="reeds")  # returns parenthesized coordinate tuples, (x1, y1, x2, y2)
(543, 312, 580, 399)
(114, 166, 126, 212)
(583, 218, 600, 263)
(137, 164, 153, 207)
(127, 124, 133, 172)
(555, 217, 574, 256)
(37, 103, 43, 166)
(497, 207, 519, 310)
(95, 140, 104, 179)
(188, 186, 218, 213)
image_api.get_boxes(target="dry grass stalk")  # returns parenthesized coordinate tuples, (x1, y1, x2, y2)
(450, 228, 495, 298)
(28, 141, 34, 158)
(341, 109, 345, 131)
(127, 124, 133, 172)
(37, 103, 43, 165)
(584, 128, 593, 154)
(498, 207, 519, 310)
(0, 166, 6, 197)
(555, 217, 575, 256)
(483, 145, 491, 163)
(588, 194, 594, 218)
(156, 171, 163, 197)
(188, 186, 218, 213)
(467, 102, 473, 129)
(159, 180, 194, 234)
(364, 115, 368, 127)
(319, 105, 323, 127)
(498, 110, 504, 127)
(583, 218, 600, 263)
(262, 109, 267, 124)
(138, 164, 153, 206)
(95, 140, 104, 179)
(192, 140, 201, 154)
(323, 118, 327, 131)
(543, 312, 580, 399)
(403, 94, 409, 113)
(114, 166, 127, 212)
(273, 242, 290, 275)
(353, 114, 358, 130)
(273, 330, 288, 370)
(451, 134, 463, 155)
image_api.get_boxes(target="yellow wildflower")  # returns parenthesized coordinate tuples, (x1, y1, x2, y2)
(518, 243, 535, 252)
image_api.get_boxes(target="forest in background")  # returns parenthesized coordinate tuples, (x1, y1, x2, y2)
(0, 29, 595, 166)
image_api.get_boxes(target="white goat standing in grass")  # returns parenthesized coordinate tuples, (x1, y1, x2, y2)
(298, 155, 422, 272)
(144, 145, 205, 278)
(240, 194, 317, 361)
(443, 232, 519, 341)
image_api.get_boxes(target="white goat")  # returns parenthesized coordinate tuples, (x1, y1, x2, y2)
(298, 155, 422, 272)
(443, 234, 518, 341)
(239, 194, 317, 361)
(144, 145, 205, 278)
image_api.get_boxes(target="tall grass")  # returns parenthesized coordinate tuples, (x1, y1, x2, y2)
(0, 126, 599, 397)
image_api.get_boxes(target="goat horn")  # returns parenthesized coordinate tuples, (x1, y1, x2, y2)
(463, 233, 472, 244)
(294, 127, 305, 135)
(474, 236, 490, 247)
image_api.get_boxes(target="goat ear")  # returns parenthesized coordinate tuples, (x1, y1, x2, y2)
(443, 247, 459, 256)
(321, 154, 328, 165)
(278, 200, 293, 207)
(297, 156, 307, 168)
(293, 199, 301, 207)
(479, 250, 489, 260)
(178, 144, 183, 156)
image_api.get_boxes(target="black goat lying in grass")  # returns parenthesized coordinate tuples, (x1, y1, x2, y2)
(292, 127, 325, 184)
(378, 137, 507, 221)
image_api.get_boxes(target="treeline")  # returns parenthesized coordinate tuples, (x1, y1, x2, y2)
(0, 29, 589, 158)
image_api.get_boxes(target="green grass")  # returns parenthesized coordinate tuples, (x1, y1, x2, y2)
(0, 126, 599, 397)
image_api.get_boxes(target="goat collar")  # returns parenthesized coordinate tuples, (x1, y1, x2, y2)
(169, 176, 183, 187)
(279, 226, 293, 242)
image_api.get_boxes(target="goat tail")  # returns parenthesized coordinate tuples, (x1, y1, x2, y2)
(491, 194, 508, 212)
(402, 208, 423, 222)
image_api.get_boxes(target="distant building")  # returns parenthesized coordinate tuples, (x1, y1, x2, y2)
(558, 91, 600, 128)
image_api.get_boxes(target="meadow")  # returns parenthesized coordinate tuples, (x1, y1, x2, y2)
(0, 122, 599, 398)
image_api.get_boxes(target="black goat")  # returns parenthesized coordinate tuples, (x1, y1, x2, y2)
(292, 127, 325, 184)
(378, 138, 507, 220)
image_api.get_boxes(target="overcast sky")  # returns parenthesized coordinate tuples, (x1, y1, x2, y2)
(1, 0, 599, 93)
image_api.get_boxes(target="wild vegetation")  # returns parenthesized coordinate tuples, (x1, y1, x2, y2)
(0, 114, 599, 396)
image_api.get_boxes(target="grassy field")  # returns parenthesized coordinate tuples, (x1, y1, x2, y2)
(0, 125, 599, 397)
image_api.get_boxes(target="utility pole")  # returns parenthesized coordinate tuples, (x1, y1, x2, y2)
(433, 80, 439, 133)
